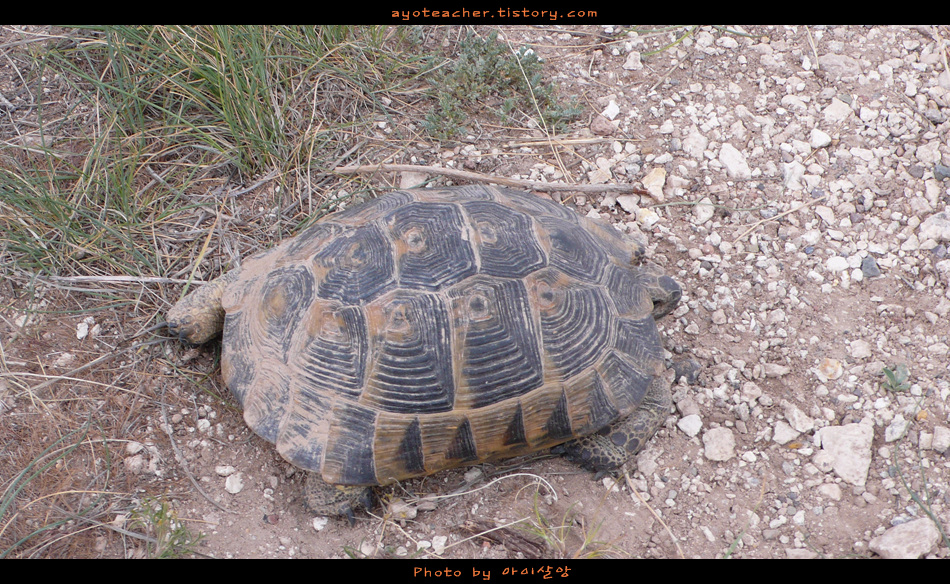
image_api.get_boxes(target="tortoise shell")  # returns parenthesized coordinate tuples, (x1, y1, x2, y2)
(219, 185, 675, 487)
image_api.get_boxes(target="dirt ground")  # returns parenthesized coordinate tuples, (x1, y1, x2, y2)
(1, 25, 949, 559)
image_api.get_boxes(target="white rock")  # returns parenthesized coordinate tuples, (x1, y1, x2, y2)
(849, 339, 872, 359)
(826, 256, 849, 272)
(780, 95, 808, 111)
(124, 455, 146, 474)
(869, 518, 940, 559)
(919, 212, 950, 242)
(904, 79, 918, 97)
(814, 205, 835, 225)
(225, 472, 245, 494)
(389, 499, 418, 521)
(602, 476, 622, 493)
(677, 414, 703, 438)
(809, 129, 832, 149)
(815, 424, 873, 486)
(683, 130, 709, 160)
(915, 141, 942, 165)
(432, 535, 448, 555)
(641, 167, 667, 201)
(602, 100, 621, 120)
(622, 51, 643, 71)
(933, 426, 950, 453)
(783, 161, 806, 190)
(361, 541, 380, 556)
(812, 450, 835, 473)
(616, 194, 639, 214)
(816, 358, 843, 380)
(927, 342, 948, 354)
(885, 415, 909, 442)
(784, 402, 815, 433)
(900, 234, 920, 251)
(801, 229, 822, 246)
(588, 165, 612, 184)
(822, 98, 853, 123)
(859, 107, 879, 122)
(762, 363, 791, 377)
(636, 207, 660, 229)
(53, 352, 76, 368)
(718, 143, 752, 179)
(817, 483, 842, 501)
(817, 54, 861, 77)
(786, 548, 820, 559)
(312, 517, 329, 531)
(693, 197, 715, 225)
(772, 421, 800, 445)
(717, 36, 739, 49)
(702, 427, 736, 461)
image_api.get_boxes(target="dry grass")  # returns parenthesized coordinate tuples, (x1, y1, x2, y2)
(0, 25, 586, 557)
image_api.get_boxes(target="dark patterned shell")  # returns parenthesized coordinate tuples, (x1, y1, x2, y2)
(220, 185, 669, 486)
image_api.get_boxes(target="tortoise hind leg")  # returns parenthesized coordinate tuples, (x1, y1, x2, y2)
(561, 372, 671, 476)
(303, 473, 374, 525)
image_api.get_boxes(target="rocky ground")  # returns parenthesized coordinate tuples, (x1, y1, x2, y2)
(2, 25, 949, 559)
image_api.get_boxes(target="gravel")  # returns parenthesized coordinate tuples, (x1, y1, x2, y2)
(95, 25, 950, 558)
(536, 24, 950, 558)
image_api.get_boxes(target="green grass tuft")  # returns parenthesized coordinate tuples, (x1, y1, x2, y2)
(422, 31, 580, 139)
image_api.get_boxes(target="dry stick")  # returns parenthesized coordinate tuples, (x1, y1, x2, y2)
(159, 387, 233, 514)
(225, 169, 279, 198)
(45, 275, 196, 285)
(334, 163, 653, 197)
(508, 136, 630, 148)
(623, 468, 685, 558)
(804, 26, 821, 71)
(503, 35, 570, 182)
(20, 334, 166, 394)
(734, 194, 828, 243)
(649, 61, 682, 94)
(23, 349, 132, 394)
(178, 203, 223, 298)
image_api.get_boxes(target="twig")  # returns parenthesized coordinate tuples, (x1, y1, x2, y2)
(734, 194, 828, 243)
(502, 36, 570, 181)
(23, 350, 131, 394)
(225, 169, 279, 198)
(44, 275, 196, 285)
(160, 387, 233, 515)
(623, 468, 684, 558)
(334, 163, 653, 197)
(507, 136, 631, 148)
(649, 61, 681, 94)
(804, 26, 821, 72)
(722, 475, 767, 558)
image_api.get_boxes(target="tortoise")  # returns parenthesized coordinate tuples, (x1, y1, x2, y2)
(166, 185, 681, 520)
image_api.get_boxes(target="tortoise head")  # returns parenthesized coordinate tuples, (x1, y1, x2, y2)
(166, 277, 231, 344)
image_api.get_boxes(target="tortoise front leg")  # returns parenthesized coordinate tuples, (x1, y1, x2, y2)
(560, 372, 671, 475)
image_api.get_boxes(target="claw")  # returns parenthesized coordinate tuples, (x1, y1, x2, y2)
(343, 505, 356, 526)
